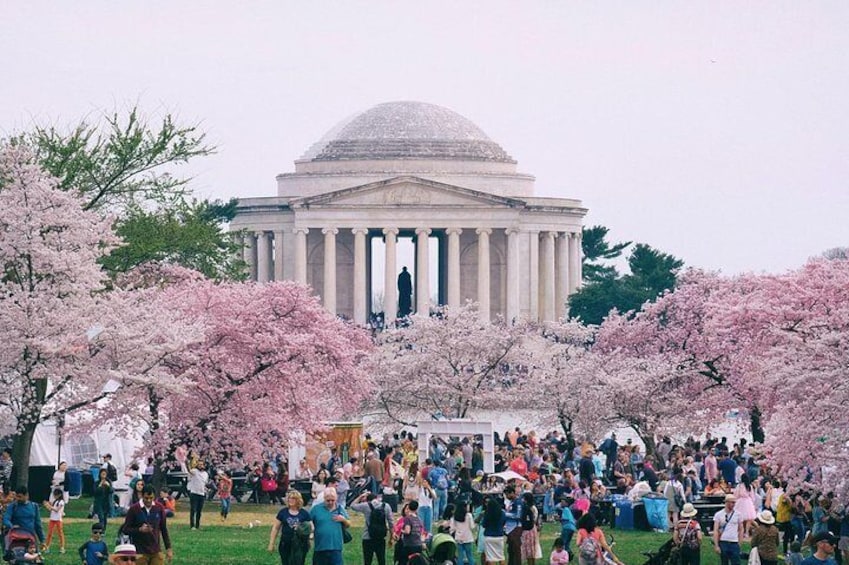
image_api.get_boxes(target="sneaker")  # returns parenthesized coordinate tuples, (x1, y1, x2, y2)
(60, 548, 66, 554)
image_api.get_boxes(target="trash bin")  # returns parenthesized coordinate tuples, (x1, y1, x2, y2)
(614, 498, 634, 530)
(66, 468, 83, 497)
(643, 495, 669, 530)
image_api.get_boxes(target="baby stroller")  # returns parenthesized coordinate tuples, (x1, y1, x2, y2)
(407, 532, 457, 565)
(4, 527, 39, 564)
(641, 538, 677, 565)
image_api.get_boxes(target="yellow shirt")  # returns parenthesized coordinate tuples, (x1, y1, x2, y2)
(776, 494, 792, 523)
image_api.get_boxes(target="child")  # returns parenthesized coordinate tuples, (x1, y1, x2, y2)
(23, 541, 44, 564)
(78, 524, 109, 565)
(157, 488, 176, 518)
(550, 537, 570, 565)
(788, 541, 803, 565)
(217, 471, 233, 521)
(42, 487, 65, 553)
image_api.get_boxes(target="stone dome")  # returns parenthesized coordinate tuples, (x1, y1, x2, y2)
(300, 101, 516, 163)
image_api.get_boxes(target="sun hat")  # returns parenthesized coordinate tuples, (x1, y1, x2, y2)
(757, 510, 775, 525)
(724, 494, 736, 503)
(681, 503, 698, 518)
(113, 544, 137, 555)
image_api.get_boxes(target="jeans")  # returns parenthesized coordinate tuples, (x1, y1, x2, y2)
(719, 541, 741, 565)
(434, 488, 448, 521)
(457, 542, 474, 565)
(313, 550, 343, 565)
(363, 538, 387, 565)
(560, 529, 575, 555)
(189, 492, 205, 528)
(220, 496, 231, 518)
(507, 527, 523, 565)
(418, 506, 433, 533)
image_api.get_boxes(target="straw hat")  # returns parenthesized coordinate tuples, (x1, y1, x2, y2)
(681, 503, 698, 518)
(757, 510, 775, 525)
(113, 545, 137, 556)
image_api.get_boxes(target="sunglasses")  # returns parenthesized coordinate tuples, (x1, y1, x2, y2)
(117, 557, 137, 563)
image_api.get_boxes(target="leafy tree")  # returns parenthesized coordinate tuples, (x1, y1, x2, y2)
(581, 225, 631, 282)
(25, 107, 214, 212)
(569, 243, 684, 324)
(100, 198, 246, 280)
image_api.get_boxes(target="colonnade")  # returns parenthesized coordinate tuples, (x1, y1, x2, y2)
(238, 227, 582, 325)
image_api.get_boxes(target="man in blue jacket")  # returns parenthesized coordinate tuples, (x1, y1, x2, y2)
(3, 486, 45, 544)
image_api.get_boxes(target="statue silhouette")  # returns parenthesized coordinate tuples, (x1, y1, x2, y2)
(397, 266, 412, 317)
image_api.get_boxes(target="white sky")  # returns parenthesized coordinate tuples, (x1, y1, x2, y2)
(2, 2, 848, 275)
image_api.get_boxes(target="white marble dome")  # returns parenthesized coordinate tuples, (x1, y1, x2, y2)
(300, 101, 515, 163)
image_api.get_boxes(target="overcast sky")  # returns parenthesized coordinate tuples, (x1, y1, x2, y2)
(2, 2, 848, 274)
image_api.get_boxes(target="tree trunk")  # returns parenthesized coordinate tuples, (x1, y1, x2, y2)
(750, 405, 765, 444)
(11, 424, 37, 489)
(558, 413, 576, 461)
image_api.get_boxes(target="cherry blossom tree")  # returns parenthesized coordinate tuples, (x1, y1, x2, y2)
(523, 322, 613, 451)
(366, 304, 530, 427)
(146, 280, 374, 463)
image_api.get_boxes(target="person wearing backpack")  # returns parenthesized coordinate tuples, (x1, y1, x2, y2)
(576, 512, 622, 565)
(2, 486, 45, 546)
(351, 492, 394, 565)
(674, 503, 704, 565)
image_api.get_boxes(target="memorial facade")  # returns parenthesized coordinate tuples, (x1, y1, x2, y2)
(231, 101, 587, 324)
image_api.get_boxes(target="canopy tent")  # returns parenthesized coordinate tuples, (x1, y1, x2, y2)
(490, 470, 525, 482)
(416, 419, 494, 473)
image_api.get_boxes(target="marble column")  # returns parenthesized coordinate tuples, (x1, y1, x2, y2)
(555, 232, 570, 319)
(293, 228, 309, 285)
(505, 228, 520, 322)
(322, 228, 338, 314)
(256, 231, 272, 283)
(446, 228, 462, 309)
(415, 228, 431, 315)
(476, 228, 492, 321)
(568, 232, 582, 295)
(528, 231, 540, 321)
(273, 230, 285, 281)
(541, 231, 556, 321)
(244, 232, 258, 281)
(383, 228, 398, 325)
(352, 228, 368, 325)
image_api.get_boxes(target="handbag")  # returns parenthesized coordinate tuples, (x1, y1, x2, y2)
(342, 524, 353, 544)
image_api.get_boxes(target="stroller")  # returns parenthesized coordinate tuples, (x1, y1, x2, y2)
(641, 538, 678, 565)
(4, 527, 40, 564)
(408, 532, 457, 565)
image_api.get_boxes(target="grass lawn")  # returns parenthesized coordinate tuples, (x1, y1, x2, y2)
(40, 498, 734, 565)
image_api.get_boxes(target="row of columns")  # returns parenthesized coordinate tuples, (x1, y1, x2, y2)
(240, 228, 582, 325)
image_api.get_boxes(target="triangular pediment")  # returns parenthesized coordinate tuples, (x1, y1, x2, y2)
(289, 176, 525, 209)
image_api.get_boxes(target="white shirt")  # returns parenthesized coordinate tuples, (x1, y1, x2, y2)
(714, 508, 743, 543)
(49, 498, 65, 521)
(182, 463, 209, 496)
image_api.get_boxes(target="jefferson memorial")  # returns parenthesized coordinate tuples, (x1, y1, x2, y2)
(231, 101, 586, 324)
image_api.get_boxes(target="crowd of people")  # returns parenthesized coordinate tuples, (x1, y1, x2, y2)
(261, 428, 848, 565)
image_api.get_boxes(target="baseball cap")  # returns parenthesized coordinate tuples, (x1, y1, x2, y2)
(812, 531, 838, 546)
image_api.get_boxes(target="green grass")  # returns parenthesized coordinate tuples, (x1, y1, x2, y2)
(42, 498, 735, 564)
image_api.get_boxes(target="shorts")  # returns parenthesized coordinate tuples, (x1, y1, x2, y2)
(137, 553, 165, 565)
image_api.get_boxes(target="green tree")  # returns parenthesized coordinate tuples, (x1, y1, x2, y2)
(569, 243, 683, 325)
(100, 198, 247, 281)
(17, 107, 246, 279)
(581, 225, 631, 282)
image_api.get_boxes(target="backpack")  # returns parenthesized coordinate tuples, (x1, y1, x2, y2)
(579, 534, 602, 565)
(436, 473, 448, 490)
(681, 520, 700, 550)
(367, 502, 388, 539)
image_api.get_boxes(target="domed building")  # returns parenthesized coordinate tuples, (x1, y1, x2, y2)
(232, 101, 586, 323)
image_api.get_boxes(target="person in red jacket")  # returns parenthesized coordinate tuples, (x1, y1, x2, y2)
(121, 486, 172, 565)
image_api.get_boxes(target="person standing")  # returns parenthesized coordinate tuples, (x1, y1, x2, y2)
(0, 449, 14, 493)
(268, 491, 312, 565)
(504, 486, 524, 565)
(350, 492, 394, 565)
(673, 504, 703, 565)
(2, 486, 45, 545)
(400, 501, 425, 565)
(179, 454, 209, 530)
(801, 532, 839, 565)
(217, 471, 233, 521)
(122, 485, 173, 565)
(42, 488, 66, 554)
(428, 463, 449, 523)
(93, 468, 113, 532)
(713, 494, 744, 565)
(750, 510, 780, 565)
(310, 487, 349, 565)
(449, 501, 475, 565)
